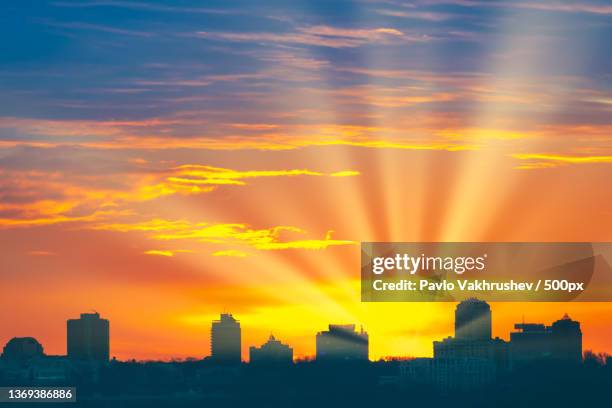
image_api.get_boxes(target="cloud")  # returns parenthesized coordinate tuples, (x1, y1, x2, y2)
(252, 230, 355, 250)
(137, 165, 360, 201)
(144, 249, 174, 257)
(165, 165, 357, 187)
(144, 249, 194, 257)
(330, 170, 360, 177)
(28, 250, 56, 256)
(51, 1, 248, 15)
(0, 164, 360, 228)
(196, 25, 417, 48)
(95, 219, 356, 252)
(311, 139, 474, 151)
(414, 0, 612, 15)
(94, 218, 192, 232)
(213, 249, 248, 257)
(500, 1, 612, 15)
(374, 8, 453, 21)
(255, 51, 331, 71)
(0, 170, 132, 228)
(0, 115, 477, 152)
(321, 85, 458, 107)
(299, 25, 405, 39)
(0, 135, 474, 152)
(45, 21, 154, 37)
(0, 116, 185, 139)
(0, 209, 121, 228)
(511, 153, 612, 169)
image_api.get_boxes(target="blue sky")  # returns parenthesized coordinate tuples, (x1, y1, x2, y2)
(2, 0, 610, 123)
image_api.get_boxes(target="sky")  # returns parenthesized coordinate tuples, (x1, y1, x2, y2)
(1, 0, 612, 361)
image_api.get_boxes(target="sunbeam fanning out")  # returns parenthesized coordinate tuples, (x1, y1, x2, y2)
(1, 0, 612, 362)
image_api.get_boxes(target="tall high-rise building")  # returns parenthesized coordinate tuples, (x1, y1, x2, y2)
(402, 299, 505, 391)
(67, 312, 109, 362)
(211, 313, 241, 364)
(435, 299, 508, 370)
(455, 298, 492, 341)
(316, 324, 368, 361)
(249, 335, 293, 365)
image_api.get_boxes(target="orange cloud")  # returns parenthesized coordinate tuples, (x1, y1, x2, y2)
(144, 249, 194, 257)
(28, 251, 56, 256)
(253, 230, 355, 250)
(94, 218, 192, 232)
(95, 219, 355, 253)
(170, 165, 327, 185)
(213, 249, 249, 257)
(0, 164, 360, 228)
(144, 250, 175, 257)
(0, 114, 479, 152)
(512, 153, 612, 169)
(330, 170, 360, 177)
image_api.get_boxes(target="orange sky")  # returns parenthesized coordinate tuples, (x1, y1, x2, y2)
(1, 0, 612, 361)
(2, 147, 612, 360)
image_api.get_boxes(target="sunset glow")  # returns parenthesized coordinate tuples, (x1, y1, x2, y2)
(1, 0, 612, 362)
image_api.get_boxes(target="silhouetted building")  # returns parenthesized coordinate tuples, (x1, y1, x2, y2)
(67, 312, 109, 363)
(510, 314, 582, 367)
(401, 299, 506, 390)
(211, 313, 241, 364)
(249, 334, 293, 365)
(510, 323, 550, 364)
(435, 300, 507, 368)
(455, 298, 491, 340)
(31, 356, 70, 383)
(1, 337, 44, 364)
(316, 324, 368, 361)
(401, 357, 496, 391)
(434, 337, 508, 369)
(550, 314, 582, 362)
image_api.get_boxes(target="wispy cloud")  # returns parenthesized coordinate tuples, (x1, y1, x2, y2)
(413, 0, 612, 15)
(45, 21, 154, 37)
(212, 249, 248, 257)
(52, 1, 240, 15)
(167, 165, 324, 186)
(512, 153, 612, 169)
(374, 8, 453, 21)
(144, 249, 193, 257)
(28, 250, 57, 256)
(96, 219, 356, 252)
(501, 1, 612, 15)
(0, 164, 360, 229)
(330, 170, 361, 177)
(196, 25, 420, 48)
(0, 115, 477, 151)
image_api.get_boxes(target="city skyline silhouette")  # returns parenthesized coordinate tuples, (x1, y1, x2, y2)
(0, 300, 590, 364)
(2, 298, 608, 407)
